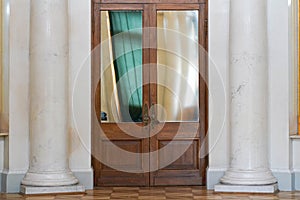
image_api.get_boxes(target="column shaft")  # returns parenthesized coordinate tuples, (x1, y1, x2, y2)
(221, 0, 277, 185)
(22, 0, 78, 187)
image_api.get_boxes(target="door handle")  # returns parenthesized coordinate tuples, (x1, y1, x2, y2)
(143, 103, 150, 126)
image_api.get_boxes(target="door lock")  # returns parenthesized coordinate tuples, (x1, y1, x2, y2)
(150, 103, 159, 128)
(143, 103, 150, 126)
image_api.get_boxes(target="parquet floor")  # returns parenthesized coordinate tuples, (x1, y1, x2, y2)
(1, 187, 300, 200)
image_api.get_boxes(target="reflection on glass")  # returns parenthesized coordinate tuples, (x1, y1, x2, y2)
(101, 11, 143, 123)
(157, 11, 199, 122)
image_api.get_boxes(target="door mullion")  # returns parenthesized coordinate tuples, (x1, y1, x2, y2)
(142, 4, 151, 186)
(148, 4, 157, 186)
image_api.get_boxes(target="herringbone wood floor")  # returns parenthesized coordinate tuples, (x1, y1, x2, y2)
(1, 187, 300, 199)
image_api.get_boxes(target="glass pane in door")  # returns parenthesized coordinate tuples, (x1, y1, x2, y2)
(100, 11, 143, 123)
(157, 11, 199, 122)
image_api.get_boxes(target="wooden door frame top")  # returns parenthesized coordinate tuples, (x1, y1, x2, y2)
(93, 0, 206, 4)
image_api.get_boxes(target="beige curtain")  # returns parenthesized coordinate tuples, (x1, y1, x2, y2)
(1, 0, 9, 133)
(157, 11, 199, 122)
(0, 0, 2, 117)
(0, 0, 7, 133)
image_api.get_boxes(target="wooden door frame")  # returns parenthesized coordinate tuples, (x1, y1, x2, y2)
(91, 0, 208, 186)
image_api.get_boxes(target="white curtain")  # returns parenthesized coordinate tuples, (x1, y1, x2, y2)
(157, 11, 199, 122)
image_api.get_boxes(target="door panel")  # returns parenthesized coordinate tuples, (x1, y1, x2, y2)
(159, 140, 198, 170)
(149, 7, 205, 186)
(97, 124, 149, 186)
(150, 122, 202, 185)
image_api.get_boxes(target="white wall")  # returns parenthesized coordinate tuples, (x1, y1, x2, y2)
(1, 0, 30, 193)
(268, 0, 293, 191)
(68, 0, 93, 189)
(0, 0, 93, 193)
(207, 0, 230, 188)
(207, 0, 297, 191)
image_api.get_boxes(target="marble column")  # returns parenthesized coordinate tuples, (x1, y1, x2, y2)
(21, 0, 84, 194)
(215, 0, 278, 193)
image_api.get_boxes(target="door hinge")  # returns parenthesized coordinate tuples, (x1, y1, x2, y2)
(204, 19, 208, 36)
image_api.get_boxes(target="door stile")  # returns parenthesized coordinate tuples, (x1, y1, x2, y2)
(198, 3, 208, 185)
(143, 4, 151, 185)
(148, 3, 158, 186)
(91, 2, 102, 186)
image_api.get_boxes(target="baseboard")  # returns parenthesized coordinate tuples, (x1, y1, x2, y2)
(72, 168, 94, 190)
(206, 168, 226, 190)
(272, 170, 293, 191)
(293, 170, 300, 191)
(1, 169, 26, 193)
(207, 168, 296, 191)
(0, 168, 93, 193)
(0, 168, 295, 192)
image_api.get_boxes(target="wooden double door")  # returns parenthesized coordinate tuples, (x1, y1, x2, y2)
(92, 0, 208, 187)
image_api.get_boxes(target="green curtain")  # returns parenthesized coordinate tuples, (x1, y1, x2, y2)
(109, 11, 143, 122)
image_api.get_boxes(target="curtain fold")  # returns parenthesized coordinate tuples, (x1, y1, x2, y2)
(101, 11, 122, 122)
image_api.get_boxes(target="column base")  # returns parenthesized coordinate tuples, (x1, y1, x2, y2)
(214, 183, 278, 193)
(221, 168, 278, 185)
(21, 170, 79, 187)
(20, 184, 85, 195)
